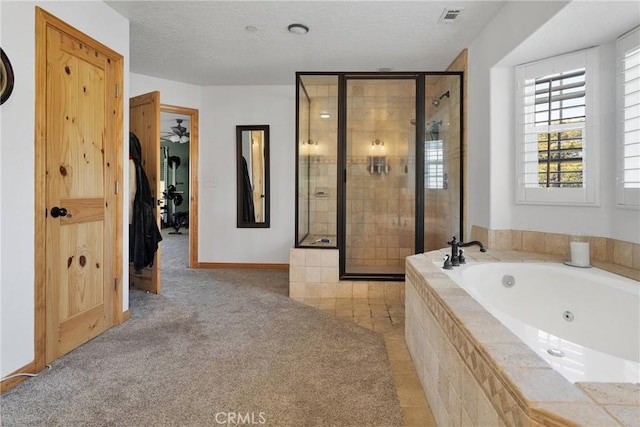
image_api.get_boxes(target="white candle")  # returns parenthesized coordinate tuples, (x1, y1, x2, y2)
(570, 241, 590, 267)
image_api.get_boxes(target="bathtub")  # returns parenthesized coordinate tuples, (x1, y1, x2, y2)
(440, 261, 640, 383)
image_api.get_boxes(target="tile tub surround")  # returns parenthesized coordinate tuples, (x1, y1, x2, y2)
(471, 225, 640, 281)
(405, 248, 640, 427)
(289, 248, 405, 299)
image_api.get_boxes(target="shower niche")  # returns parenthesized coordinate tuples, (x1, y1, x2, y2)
(296, 72, 463, 280)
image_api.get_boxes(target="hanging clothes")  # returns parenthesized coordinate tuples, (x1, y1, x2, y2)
(241, 156, 255, 223)
(129, 154, 136, 225)
(129, 132, 162, 273)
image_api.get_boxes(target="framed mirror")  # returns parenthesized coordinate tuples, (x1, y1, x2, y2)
(236, 125, 270, 228)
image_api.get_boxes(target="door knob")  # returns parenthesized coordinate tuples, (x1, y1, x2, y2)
(50, 207, 68, 218)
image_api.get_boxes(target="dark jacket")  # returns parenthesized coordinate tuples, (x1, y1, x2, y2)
(129, 132, 162, 273)
(241, 156, 255, 223)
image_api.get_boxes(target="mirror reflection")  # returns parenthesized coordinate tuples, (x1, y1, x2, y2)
(236, 125, 270, 228)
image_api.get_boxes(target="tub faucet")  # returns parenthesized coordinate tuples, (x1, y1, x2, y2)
(447, 236, 487, 267)
(442, 254, 453, 270)
(447, 236, 461, 266)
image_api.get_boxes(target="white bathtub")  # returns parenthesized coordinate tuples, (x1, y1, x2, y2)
(439, 262, 640, 383)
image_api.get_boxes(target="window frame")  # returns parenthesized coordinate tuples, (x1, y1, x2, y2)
(616, 26, 640, 208)
(515, 47, 600, 206)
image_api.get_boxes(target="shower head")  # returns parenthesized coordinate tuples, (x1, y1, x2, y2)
(432, 90, 450, 107)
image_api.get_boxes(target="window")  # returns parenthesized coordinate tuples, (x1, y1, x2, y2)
(515, 48, 599, 205)
(617, 27, 640, 206)
(425, 140, 444, 189)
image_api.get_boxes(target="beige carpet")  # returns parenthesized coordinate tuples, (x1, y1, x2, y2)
(0, 230, 402, 426)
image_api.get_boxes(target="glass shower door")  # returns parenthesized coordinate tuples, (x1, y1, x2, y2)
(343, 77, 416, 276)
(423, 75, 462, 252)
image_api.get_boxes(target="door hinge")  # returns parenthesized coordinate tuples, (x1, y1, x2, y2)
(114, 278, 119, 292)
(115, 180, 119, 194)
(115, 84, 119, 98)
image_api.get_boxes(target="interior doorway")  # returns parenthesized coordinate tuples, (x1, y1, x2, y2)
(129, 97, 199, 294)
(160, 104, 199, 269)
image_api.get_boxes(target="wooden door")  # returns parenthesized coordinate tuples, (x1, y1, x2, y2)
(129, 92, 161, 294)
(41, 13, 122, 363)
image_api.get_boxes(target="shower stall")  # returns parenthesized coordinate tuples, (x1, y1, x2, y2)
(296, 73, 463, 280)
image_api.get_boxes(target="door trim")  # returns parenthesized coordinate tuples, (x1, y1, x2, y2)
(34, 7, 124, 371)
(160, 104, 199, 267)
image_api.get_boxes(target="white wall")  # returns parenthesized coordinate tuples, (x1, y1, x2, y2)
(466, 1, 569, 238)
(129, 77, 296, 264)
(468, 0, 640, 244)
(130, 72, 202, 109)
(200, 85, 296, 263)
(0, 1, 129, 378)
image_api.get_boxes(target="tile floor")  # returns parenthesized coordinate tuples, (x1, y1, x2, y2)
(294, 295, 437, 427)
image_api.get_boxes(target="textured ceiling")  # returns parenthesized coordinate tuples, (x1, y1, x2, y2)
(106, 0, 506, 86)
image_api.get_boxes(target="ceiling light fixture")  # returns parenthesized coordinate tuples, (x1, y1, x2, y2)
(288, 23, 309, 35)
(320, 112, 330, 119)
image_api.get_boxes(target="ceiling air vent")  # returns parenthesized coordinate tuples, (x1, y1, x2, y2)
(439, 8, 463, 23)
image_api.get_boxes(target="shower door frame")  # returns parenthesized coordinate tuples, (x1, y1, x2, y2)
(338, 74, 421, 281)
(294, 71, 465, 281)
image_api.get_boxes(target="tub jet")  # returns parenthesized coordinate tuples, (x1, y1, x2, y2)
(547, 348, 566, 358)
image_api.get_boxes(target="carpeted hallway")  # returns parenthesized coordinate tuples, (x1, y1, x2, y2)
(0, 231, 405, 426)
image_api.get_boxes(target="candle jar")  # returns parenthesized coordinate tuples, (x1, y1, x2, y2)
(568, 235, 590, 267)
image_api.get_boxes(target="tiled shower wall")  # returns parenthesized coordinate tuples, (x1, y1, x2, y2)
(345, 81, 416, 269)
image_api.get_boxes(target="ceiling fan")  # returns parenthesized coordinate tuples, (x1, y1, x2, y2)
(161, 119, 190, 143)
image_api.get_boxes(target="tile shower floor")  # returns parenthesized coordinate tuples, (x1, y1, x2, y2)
(293, 295, 436, 427)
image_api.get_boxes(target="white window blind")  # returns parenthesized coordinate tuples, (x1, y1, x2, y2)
(617, 26, 640, 206)
(515, 48, 599, 205)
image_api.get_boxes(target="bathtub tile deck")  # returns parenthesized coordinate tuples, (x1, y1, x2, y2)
(481, 342, 551, 369)
(531, 402, 625, 427)
(502, 366, 592, 403)
(602, 404, 640, 427)
(576, 383, 640, 405)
